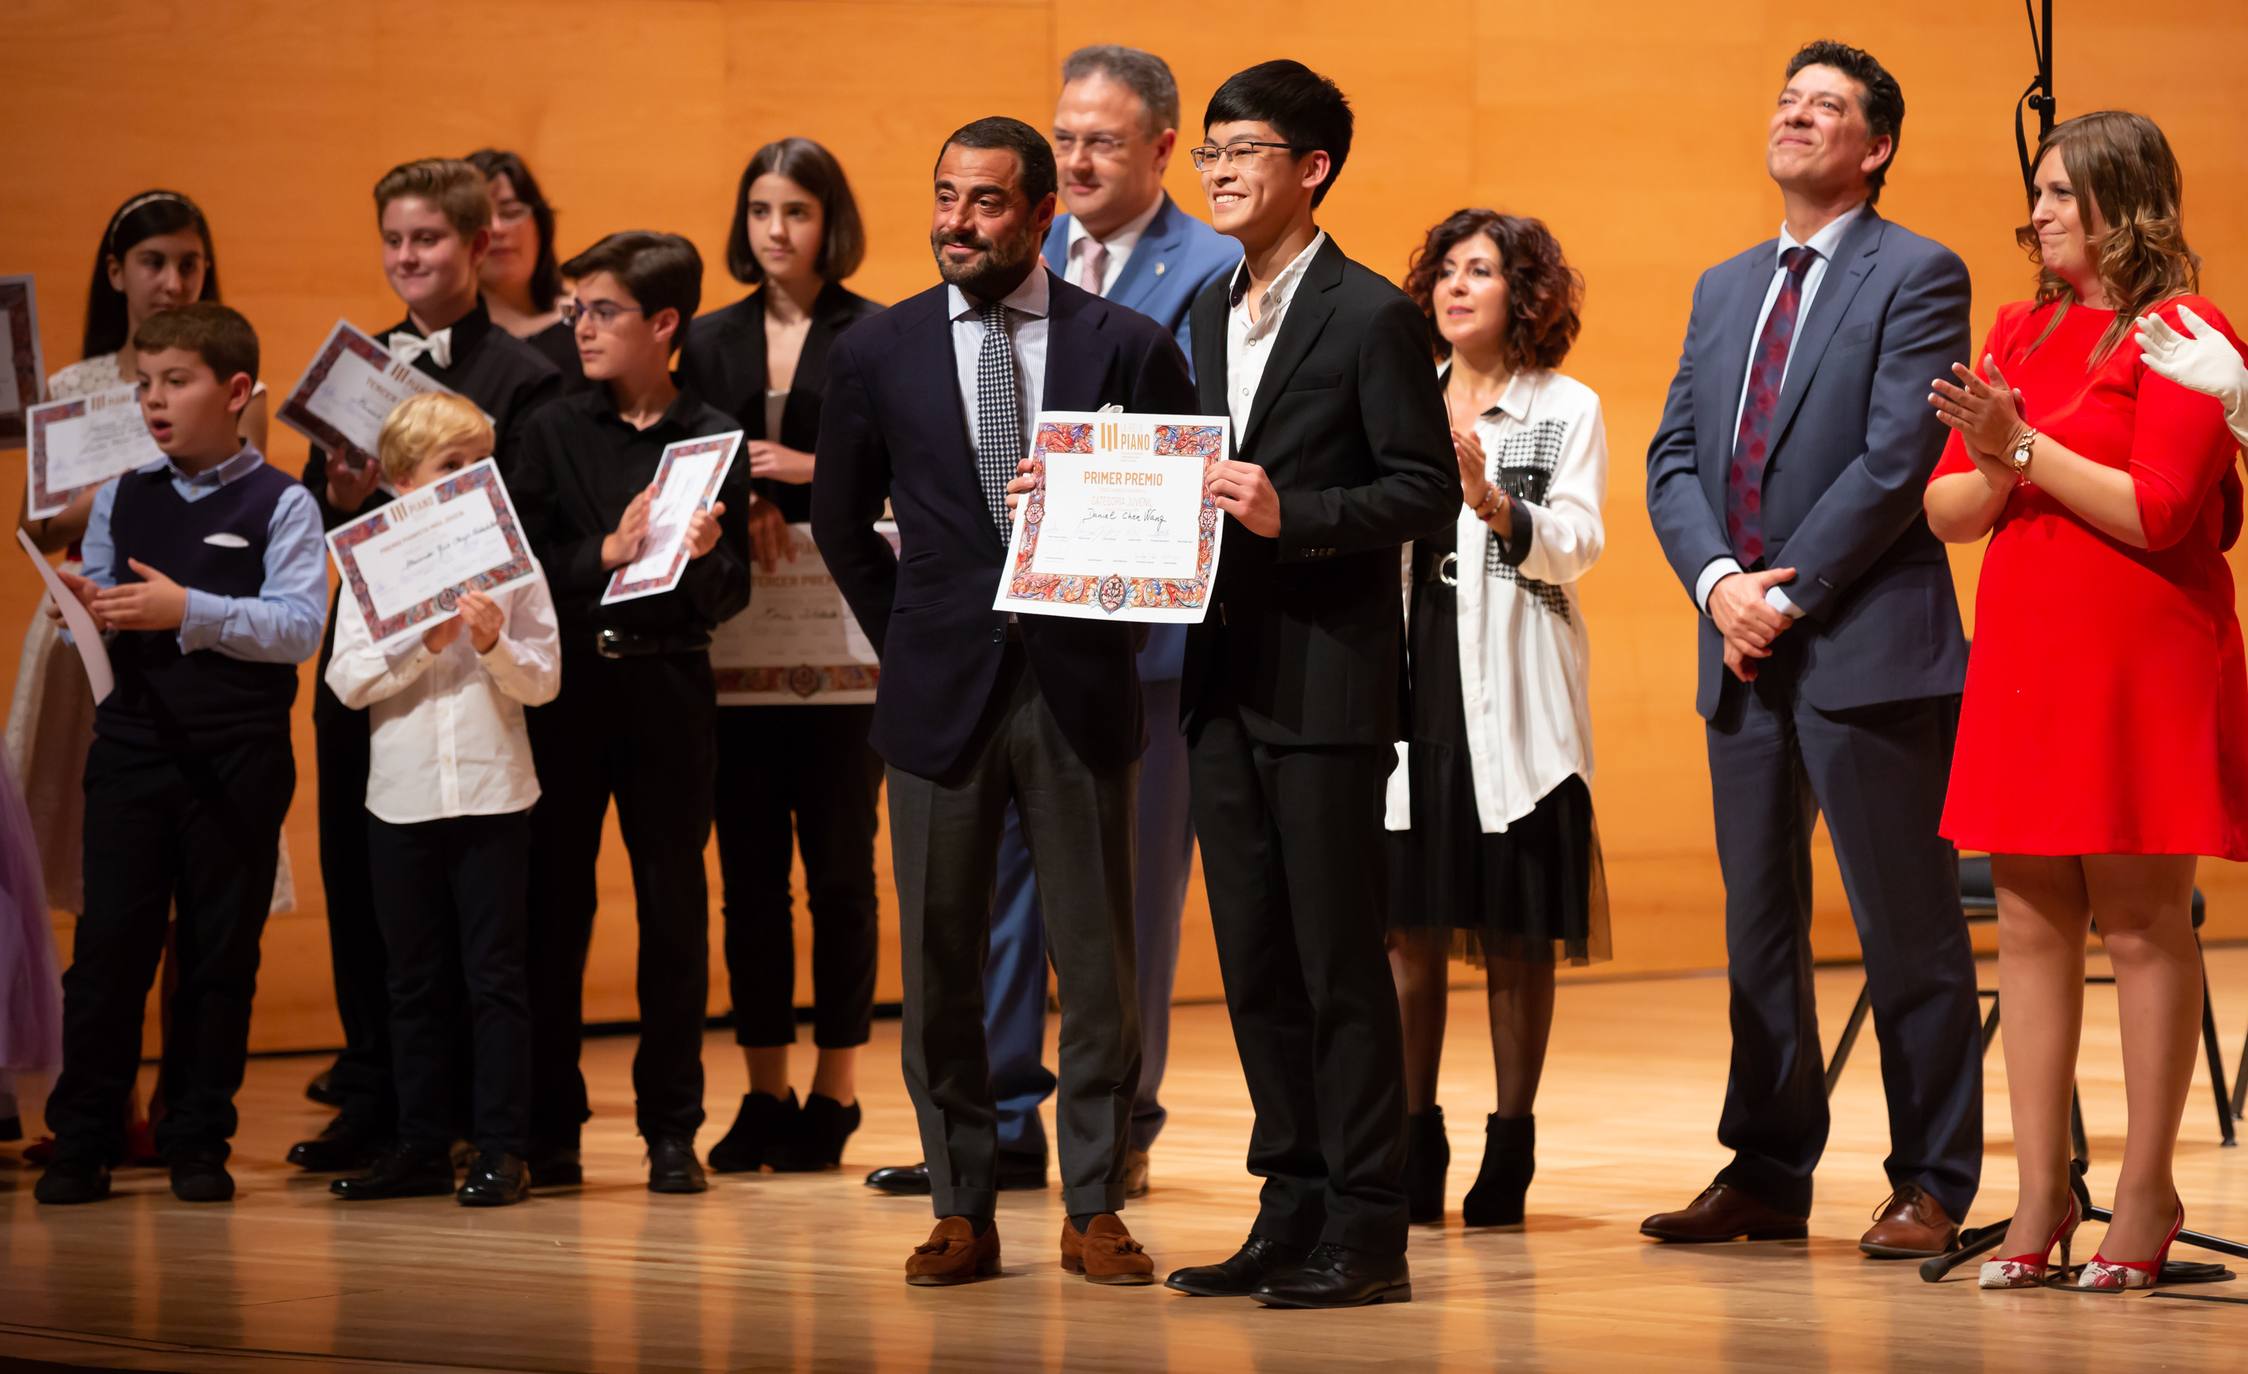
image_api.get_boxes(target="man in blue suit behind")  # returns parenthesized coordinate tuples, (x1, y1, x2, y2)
(863, 44, 1238, 1203)
(1640, 39, 1981, 1259)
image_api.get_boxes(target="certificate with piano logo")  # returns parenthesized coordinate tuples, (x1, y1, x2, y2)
(277, 319, 454, 470)
(326, 458, 539, 650)
(992, 410, 1227, 623)
(710, 520, 897, 705)
(25, 384, 163, 518)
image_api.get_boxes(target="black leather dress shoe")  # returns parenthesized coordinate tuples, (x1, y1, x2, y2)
(34, 1160, 112, 1205)
(528, 1149, 583, 1187)
(1251, 1243, 1411, 1308)
(304, 1063, 345, 1107)
(287, 1119, 386, 1173)
(863, 1152, 1049, 1196)
(646, 1135, 708, 1194)
(1164, 1233, 1311, 1297)
(331, 1145, 456, 1200)
(458, 1152, 530, 1207)
(170, 1157, 237, 1204)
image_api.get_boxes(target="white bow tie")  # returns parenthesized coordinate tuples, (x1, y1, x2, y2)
(388, 328, 453, 370)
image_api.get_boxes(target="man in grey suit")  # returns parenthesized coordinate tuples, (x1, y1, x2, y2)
(862, 44, 1239, 1204)
(1640, 39, 1982, 1258)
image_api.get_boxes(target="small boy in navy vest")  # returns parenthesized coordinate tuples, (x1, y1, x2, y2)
(36, 303, 327, 1205)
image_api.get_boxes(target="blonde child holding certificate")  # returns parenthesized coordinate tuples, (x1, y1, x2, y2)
(325, 392, 559, 1206)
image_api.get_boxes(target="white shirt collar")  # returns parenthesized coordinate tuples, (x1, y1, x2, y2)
(1229, 230, 1328, 315)
(1439, 364, 1539, 426)
(1065, 195, 1165, 258)
(947, 263, 1053, 323)
(1776, 200, 1868, 266)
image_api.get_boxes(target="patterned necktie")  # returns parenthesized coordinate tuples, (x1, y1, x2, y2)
(1072, 236, 1110, 296)
(975, 301, 1022, 541)
(1727, 246, 1818, 565)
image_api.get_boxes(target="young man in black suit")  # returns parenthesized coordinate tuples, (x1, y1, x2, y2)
(1163, 61, 1457, 1309)
(812, 117, 1197, 1289)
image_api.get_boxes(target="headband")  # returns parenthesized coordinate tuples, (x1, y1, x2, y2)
(105, 191, 194, 253)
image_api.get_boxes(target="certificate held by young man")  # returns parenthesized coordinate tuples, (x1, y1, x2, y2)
(601, 430, 742, 605)
(993, 410, 1227, 622)
(326, 458, 538, 649)
(277, 320, 455, 469)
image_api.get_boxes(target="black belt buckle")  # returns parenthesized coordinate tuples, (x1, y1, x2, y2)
(596, 628, 628, 660)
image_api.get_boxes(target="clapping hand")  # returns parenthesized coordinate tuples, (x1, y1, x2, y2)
(1930, 355, 2028, 460)
(601, 486, 655, 568)
(324, 450, 383, 515)
(2138, 306, 2248, 417)
(685, 501, 727, 559)
(90, 559, 188, 632)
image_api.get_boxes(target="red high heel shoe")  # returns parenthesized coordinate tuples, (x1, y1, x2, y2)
(2079, 1203, 2185, 1291)
(1979, 1193, 2081, 1289)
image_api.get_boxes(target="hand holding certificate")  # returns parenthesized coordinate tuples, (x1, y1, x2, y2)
(277, 320, 454, 469)
(326, 458, 539, 649)
(993, 411, 1228, 622)
(25, 385, 164, 518)
(601, 430, 742, 604)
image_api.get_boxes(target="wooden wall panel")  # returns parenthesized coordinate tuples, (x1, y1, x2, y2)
(3, 0, 2245, 1052)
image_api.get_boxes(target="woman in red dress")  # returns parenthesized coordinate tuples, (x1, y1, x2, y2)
(1925, 110, 2248, 1293)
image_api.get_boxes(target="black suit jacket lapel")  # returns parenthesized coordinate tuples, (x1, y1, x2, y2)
(1238, 236, 1343, 456)
(1768, 212, 1883, 449)
(1191, 281, 1229, 415)
(1041, 279, 1106, 412)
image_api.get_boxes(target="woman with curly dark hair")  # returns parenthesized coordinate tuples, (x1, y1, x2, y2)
(1925, 110, 2247, 1292)
(1386, 209, 1610, 1227)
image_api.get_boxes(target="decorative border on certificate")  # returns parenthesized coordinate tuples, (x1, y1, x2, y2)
(27, 396, 92, 516)
(601, 432, 741, 604)
(328, 460, 536, 644)
(713, 664, 882, 701)
(0, 275, 47, 449)
(278, 323, 395, 459)
(1001, 419, 1226, 617)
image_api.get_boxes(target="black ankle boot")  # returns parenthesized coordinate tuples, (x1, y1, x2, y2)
(1403, 1106, 1450, 1224)
(706, 1090, 798, 1173)
(1461, 1114, 1534, 1226)
(775, 1093, 862, 1172)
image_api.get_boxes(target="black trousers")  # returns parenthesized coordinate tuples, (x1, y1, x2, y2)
(368, 811, 533, 1158)
(1705, 656, 1982, 1220)
(1188, 705, 1409, 1257)
(713, 704, 881, 1049)
(886, 648, 1140, 1221)
(49, 733, 294, 1165)
(311, 683, 394, 1134)
(525, 649, 715, 1151)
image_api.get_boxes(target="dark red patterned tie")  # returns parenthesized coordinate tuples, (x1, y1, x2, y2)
(1727, 246, 1818, 565)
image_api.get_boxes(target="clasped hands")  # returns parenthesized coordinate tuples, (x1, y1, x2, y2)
(49, 559, 188, 634)
(601, 484, 727, 569)
(1005, 454, 1282, 538)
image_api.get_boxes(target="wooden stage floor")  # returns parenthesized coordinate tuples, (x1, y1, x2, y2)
(7, 952, 2248, 1372)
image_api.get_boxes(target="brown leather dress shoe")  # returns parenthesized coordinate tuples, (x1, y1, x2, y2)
(906, 1217, 1001, 1286)
(1060, 1214, 1155, 1285)
(1640, 1183, 1809, 1242)
(1859, 1184, 1960, 1258)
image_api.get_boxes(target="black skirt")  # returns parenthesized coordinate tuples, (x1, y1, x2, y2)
(1385, 526, 1610, 967)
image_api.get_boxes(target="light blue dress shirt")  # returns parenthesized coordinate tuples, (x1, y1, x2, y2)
(78, 444, 328, 665)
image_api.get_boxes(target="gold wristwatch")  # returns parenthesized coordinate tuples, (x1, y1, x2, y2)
(2010, 426, 2039, 484)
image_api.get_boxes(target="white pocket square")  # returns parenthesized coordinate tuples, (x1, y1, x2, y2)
(202, 532, 251, 548)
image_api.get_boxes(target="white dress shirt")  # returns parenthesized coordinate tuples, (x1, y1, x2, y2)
(325, 571, 562, 825)
(1386, 369, 1609, 832)
(1224, 230, 1328, 443)
(1062, 194, 1164, 297)
(947, 266, 1052, 454)
(1696, 201, 1869, 619)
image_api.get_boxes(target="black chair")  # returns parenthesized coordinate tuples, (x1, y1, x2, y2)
(1823, 854, 2235, 1155)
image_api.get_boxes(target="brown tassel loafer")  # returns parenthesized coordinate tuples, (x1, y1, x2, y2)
(905, 1216, 1001, 1286)
(1060, 1214, 1155, 1285)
